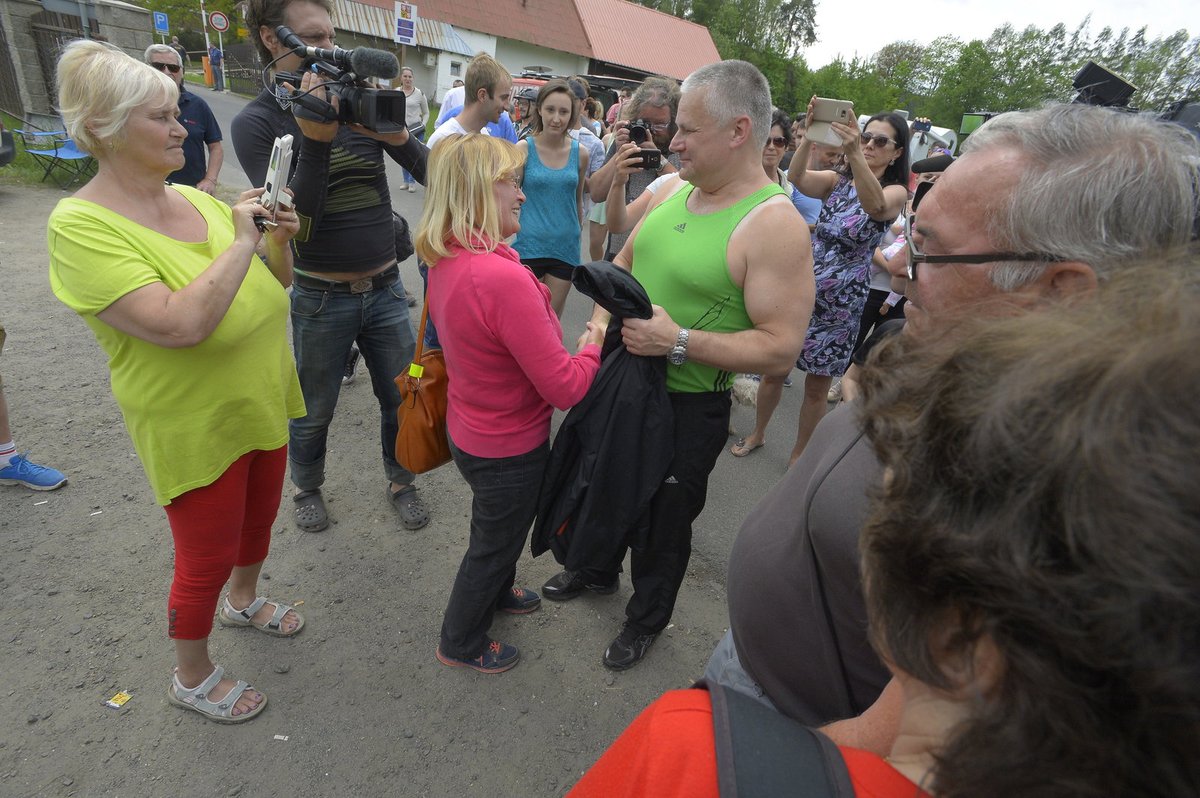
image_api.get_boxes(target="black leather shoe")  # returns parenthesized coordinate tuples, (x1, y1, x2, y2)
(603, 628, 658, 671)
(542, 569, 618, 602)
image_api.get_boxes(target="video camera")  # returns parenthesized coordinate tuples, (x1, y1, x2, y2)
(272, 26, 405, 134)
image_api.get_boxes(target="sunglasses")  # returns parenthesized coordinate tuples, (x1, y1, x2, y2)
(904, 214, 1065, 280)
(860, 133, 895, 148)
(765, 136, 788, 148)
(151, 62, 182, 74)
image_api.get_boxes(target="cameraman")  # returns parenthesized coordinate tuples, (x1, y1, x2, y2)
(587, 77, 680, 260)
(232, 0, 432, 534)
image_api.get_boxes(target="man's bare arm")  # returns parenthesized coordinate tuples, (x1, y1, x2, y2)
(621, 199, 814, 377)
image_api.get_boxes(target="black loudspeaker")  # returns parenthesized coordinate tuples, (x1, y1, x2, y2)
(1072, 61, 1137, 107)
(1161, 101, 1200, 140)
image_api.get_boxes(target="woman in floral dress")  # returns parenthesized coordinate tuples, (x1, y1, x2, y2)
(785, 100, 910, 466)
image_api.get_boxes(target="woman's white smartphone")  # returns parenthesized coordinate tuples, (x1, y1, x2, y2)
(806, 98, 854, 147)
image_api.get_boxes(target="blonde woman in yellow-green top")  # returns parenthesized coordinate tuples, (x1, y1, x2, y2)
(48, 40, 305, 724)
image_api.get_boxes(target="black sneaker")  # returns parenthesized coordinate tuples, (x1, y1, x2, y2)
(436, 639, 520, 673)
(602, 627, 657, 671)
(497, 586, 541, 615)
(342, 345, 361, 386)
(541, 569, 619, 602)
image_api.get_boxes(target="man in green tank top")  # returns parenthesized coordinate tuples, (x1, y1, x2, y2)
(541, 60, 816, 670)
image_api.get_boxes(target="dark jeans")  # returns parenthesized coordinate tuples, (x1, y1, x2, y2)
(439, 435, 549, 659)
(852, 288, 906, 354)
(288, 272, 417, 491)
(402, 126, 426, 184)
(583, 391, 731, 636)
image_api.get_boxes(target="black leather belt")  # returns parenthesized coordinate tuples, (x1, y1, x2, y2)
(293, 265, 398, 294)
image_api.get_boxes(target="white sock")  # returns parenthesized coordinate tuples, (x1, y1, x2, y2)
(0, 441, 15, 466)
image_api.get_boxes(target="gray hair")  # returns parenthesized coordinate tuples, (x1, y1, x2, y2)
(625, 76, 680, 125)
(144, 43, 182, 67)
(681, 60, 772, 148)
(59, 40, 177, 155)
(964, 103, 1200, 289)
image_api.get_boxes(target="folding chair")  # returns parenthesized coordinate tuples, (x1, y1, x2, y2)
(14, 129, 97, 188)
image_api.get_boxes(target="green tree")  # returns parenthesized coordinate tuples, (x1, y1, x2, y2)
(926, 40, 1000, 125)
(141, 0, 243, 42)
(636, 0, 817, 56)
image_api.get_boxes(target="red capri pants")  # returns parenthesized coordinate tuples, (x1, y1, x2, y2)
(164, 446, 287, 640)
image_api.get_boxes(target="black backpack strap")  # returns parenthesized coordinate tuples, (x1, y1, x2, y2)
(703, 681, 855, 798)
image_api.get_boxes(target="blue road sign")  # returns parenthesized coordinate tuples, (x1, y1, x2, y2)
(153, 11, 170, 34)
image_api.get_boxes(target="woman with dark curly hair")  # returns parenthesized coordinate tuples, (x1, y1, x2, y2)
(570, 267, 1200, 796)
(785, 100, 909, 466)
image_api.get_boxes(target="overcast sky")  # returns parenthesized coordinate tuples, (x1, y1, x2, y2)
(801, 0, 1200, 69)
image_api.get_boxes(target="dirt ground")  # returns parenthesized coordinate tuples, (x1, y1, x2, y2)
(0, 179, 766, 797)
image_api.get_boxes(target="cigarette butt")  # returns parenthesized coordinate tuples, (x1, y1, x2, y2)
(273, 734, 289, 741)
(294, 600, 304, 606)
(90, 511, 103, 516)
(34, 500, 48, 506)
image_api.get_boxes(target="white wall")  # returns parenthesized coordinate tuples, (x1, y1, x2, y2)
(432, 28, 495, 101)
(455, 27, 495, 56)
(427, 28, 589, 103)
(495, 38, 587, 78)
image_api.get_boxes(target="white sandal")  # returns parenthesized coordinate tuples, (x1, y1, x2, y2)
(167, 665, 266, 724)
(218, 596, 305, 637)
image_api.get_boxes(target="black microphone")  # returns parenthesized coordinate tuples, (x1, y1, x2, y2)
(274, 26, 400, 79)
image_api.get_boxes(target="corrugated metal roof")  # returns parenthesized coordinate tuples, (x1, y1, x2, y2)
(372, 0, 594, 59)
(416, 17, 474, 57)
(574, 0, 720, 80)
(347, 0, 720, 80)
(331, 0, 473, 56)
(332, 0, 392, 40)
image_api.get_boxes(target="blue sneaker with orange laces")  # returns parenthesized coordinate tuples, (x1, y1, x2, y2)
(497, 586, 541, 615)
(0, 454, 67, 491)
(436, 639, 520, 673)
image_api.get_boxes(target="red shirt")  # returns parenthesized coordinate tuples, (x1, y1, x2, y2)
(427, 241, 600, 458)
(567, 690, 930, 798)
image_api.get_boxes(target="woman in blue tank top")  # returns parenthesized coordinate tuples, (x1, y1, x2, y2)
(511, 79, 590, 317)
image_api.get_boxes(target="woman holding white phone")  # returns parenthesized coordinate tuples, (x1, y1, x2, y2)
(784, 97, 909, 467)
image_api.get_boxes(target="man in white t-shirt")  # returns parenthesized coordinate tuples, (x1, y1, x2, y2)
(427, 53, 511, 149)
(420, 53, 513, 349)
(435, 84, 465, 126)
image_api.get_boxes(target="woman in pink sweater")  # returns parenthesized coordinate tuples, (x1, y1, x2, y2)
(415, 134, 604, 673)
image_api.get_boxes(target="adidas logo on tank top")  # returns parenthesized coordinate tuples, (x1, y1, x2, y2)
(673, 223, 687, 233)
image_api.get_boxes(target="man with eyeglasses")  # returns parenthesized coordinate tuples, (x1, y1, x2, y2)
(144, 44, 223, 194)
(231, 0, 432, 535)
(587, 76, 682, 260)
(703, 102, 1200, 752)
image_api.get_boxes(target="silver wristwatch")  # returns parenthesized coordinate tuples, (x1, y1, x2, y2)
(668, 328, 690, 366)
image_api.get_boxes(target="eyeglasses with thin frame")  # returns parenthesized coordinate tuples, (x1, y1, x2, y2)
(150, 62, 182, 74)
(904, 214, 1065, 280)
(860, 132, 895, 148)
(764, 136, 788, 148)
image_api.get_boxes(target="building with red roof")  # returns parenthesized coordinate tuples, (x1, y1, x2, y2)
(335, 0, 720, 101)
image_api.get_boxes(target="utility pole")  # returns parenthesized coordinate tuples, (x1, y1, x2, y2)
(200, 0, 212, 51)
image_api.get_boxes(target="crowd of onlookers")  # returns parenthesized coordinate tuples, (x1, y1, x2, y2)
(12, 8, 1198, 792)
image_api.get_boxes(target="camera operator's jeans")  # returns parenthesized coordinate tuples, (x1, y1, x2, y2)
(289, 273, 417, 492)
